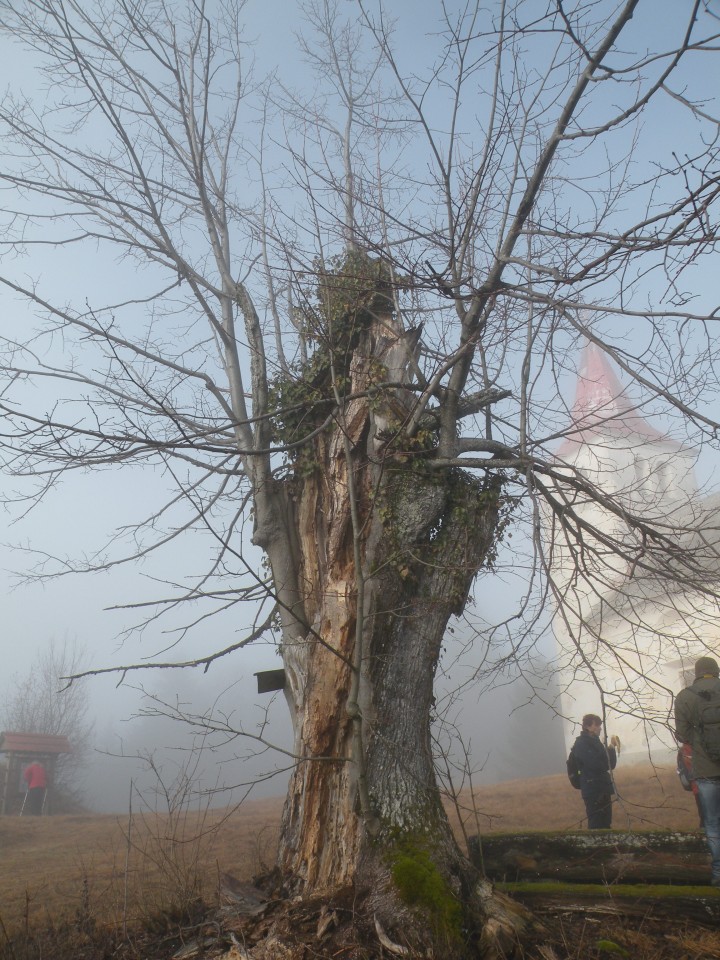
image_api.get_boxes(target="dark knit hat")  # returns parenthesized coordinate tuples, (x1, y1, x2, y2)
(695, 656, 720, 678)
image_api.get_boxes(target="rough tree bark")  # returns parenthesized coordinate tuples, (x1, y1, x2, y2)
(250, 262, 521, 955)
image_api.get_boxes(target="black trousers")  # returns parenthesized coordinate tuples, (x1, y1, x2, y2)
(26, 787, 45, 816)
(584, 793, 613, 829)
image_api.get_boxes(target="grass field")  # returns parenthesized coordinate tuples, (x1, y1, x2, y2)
(0, 762, 702, 940)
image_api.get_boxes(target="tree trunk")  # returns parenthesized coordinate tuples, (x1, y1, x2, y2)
(259, 309, 522, 954)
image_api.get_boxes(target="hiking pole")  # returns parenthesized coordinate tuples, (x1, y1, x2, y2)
(20, 787, 28, 816)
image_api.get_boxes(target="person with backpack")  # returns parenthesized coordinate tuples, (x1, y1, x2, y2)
(567, 713, 619, 829)
(675, 655, 720, 887)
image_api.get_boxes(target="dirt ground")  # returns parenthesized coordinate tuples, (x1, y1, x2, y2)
(0, 764, 713, 959)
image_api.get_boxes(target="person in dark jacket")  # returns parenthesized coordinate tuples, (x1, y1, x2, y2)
(675, 655, 720, 886)
(571, 713, 619, 829)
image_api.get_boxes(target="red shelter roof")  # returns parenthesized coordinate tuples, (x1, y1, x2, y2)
(0, 732, 72, 755)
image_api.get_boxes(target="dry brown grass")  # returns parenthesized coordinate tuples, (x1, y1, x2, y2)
(0, 763, 702, 940)
(447, 761, 701, 840)
(0, 796, 285, 938)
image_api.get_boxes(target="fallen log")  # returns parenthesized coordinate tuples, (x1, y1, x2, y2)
(470, 831, 710, 884)
(499, 881, 720, 926)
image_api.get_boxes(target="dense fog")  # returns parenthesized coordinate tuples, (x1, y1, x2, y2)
(79, 658, 567, 814)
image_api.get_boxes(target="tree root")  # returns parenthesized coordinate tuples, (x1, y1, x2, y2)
(475, 878, 539, 959)
(374, 914, 411, 956)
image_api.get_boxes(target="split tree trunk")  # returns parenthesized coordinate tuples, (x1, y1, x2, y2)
(253, 310, 521, 955)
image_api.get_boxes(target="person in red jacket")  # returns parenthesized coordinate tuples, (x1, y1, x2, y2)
(22, 761, 47, 815)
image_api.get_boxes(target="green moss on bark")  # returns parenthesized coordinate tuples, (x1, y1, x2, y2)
(389, 840, 463, 942)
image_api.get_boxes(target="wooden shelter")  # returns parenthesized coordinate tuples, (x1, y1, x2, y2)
(0, 732, 71, 815)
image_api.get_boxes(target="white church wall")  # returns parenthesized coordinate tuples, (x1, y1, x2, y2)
(550, 343, 715, 765)
(555, 586, 720, 762)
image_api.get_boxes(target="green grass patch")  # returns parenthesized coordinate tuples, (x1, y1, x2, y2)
(499, 880, 720, 898)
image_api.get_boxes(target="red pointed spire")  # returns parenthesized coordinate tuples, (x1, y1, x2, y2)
(573, 342, 631, 421)
(559, 341, 668, 452)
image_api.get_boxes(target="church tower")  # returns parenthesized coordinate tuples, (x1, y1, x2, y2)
(551, 343, 719, 761)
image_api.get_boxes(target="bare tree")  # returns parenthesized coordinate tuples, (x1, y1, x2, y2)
(1, 639, 93, 806)
(0, 0, 720, 954)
